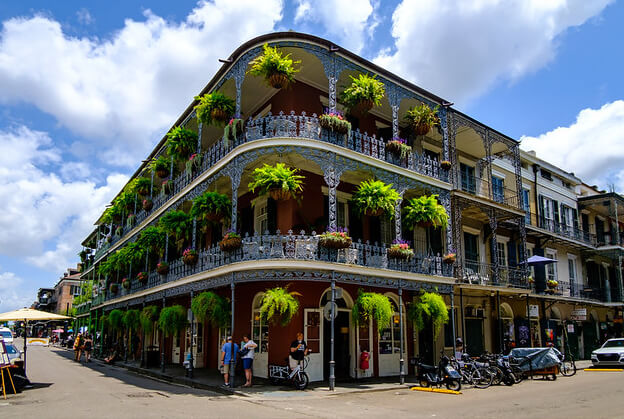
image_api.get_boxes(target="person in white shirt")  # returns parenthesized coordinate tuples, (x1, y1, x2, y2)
(241, 334, 258, 387)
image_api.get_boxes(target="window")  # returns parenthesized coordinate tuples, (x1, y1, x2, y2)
(568, 258, 577, 295)
(522, 189, 531, 224)
(379, 300, 404, 354)
(540, 169, 552, 181)
(540, 196, 555, 230)
(380, 217, 393, 245)
(492, 176, 504, 203)
(254, 198, 268, 234)
(460, 163, 476, 194)
(322, 187, 350, 229)
(70, 285, 81, 296)
(546, 250, 557, 283)
(497, 242, 507, 267)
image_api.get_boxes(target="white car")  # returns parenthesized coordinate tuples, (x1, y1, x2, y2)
(591, 338, 624, 367)
(0, 327, 13, 344)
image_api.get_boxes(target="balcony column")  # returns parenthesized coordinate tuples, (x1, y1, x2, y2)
(440, 106, 449, 162)
(227, 165, 243, 233)
(161, 296, 166, 373)
(398, 284, 405, 385)
(140, 301, 146, 368)
(518, 216, 529, 280)
(394, 188, 406, 240)
(484, 132, 494, 198)
(387, 85, 401, 140)
(512, 144, 523, 209)
(150, 170, 154, 198)
(618, 255, 624, 302)
(439, 190, 453, 256)
(603, 265, 612, 303)
(322, 166, 344, 231)
(489, 212, 499, 284)
(196, 119, 202, 154)
(188, 290, 194, 379)
(448, 112, 458, 188)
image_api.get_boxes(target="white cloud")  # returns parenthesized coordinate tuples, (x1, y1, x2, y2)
(76, 8, 94, 25)
(294, 0, 377, 53)
(0, 270, 32, 312)
(521, 100, 624, 191)
(0, 0, 284, 167)
(0, 126, 128, 273)
(375, 0, 613, 104)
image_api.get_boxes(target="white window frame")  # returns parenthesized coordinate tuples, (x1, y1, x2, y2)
(321, 187, 351, 229)
(545, 249, 558, 282)
(252, 196, 268, 235)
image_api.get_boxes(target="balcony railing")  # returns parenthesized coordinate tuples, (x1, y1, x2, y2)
(459, 175, 522, 210)
(598, 231, 624, 247)
(537, 216, 596, 246)
(89, 112, 450, 264)
(460, 260, 528, 288)
(96, 231, 453, 305)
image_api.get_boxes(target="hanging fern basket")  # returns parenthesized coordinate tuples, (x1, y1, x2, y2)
(412, 122, 431, 136)
(351, 99, 374, 117)
(269, 188, 292, 201)
(156, 168, 169, 179)
(219, 236, 242, 252)
(109, 283, 119, 294)
(365, 208, 384, 217)
(268, 72, 290, 89)
(183, 252, 199, 266)
(417, 220, 433, 228)
(156, 262, 169, 275)
(210, 108, 229, 122)
(142, 199, 153, 211)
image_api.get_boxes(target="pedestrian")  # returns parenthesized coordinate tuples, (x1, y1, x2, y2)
(83, 334, 93, 363)
(220, 336, 239, 387)
(289, 332, 308, 370)
(240, 334, 257, 387)
(73, 333, 83, 362)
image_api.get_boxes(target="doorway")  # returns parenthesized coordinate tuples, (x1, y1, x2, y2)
(465, 318, 484, 356)
(323, 311, 350, 380)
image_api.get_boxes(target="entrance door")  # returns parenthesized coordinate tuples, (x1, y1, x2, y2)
(464, 232, 479, 272)
(251, 310, 269, 378)
(582, 321, 598, 360)
(304, 309, 323, 382)
(418, 320, 434, 365)
(173, 331, 182, 364)
(465, 319, 484, 356)
(323, 310, 351, 380)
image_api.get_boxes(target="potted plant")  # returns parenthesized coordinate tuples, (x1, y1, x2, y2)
(136, 271, 148, 284)
(318, 227, 352, 249)
(403, 194, 448, 229)
(387, 240, 414, 260)
(161, 179, 172, 195)
(440, 160, 452, 170)
(352, 179, 400, 218)
(443, 253, 456, 264)
(319, 112, 351, 134)
(182, 248, 199, 266)
(219, 230, 242, 252)
(259, 286, 301, 326)
(386, 137, 411, 160)
(340, 74, 385, 116)
(158, 210, 193, 251)
(248, 43, 301, 89)
(142, 198, 153, 212)
(156, 261, 169, 275)
(194, 91, 235, 125)
(150, 155, 171, 179)
(140, 305, 160, 334)
(248, 163, 305, 201)
(404, 104, 440, 136)
(351, 291, 393, 331)
(126, 213, 136, 228)
(223, 118, 244, 147)
(137, 226, 166, 256)
(109, 283, 119, 294)
(108, 309, 125, 331)
(158, 305, 188, 337)
(185, 153, 202, 175)
(190, 191, 232, 224)
(166, 126, 198, 163)
(408, 291, 449, 337)
(121, 277, 131, 290)
(547, 279, 558, 289)
(123, 309, 140, 333)
(528, 276, 535, 284)
(132, 177, 152, 196)
(191, 291, 230, 327)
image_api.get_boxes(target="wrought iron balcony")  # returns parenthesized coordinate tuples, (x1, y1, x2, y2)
(460, 260, 528, 288)
(537, 216, 596, 246)
(99, 230, 453, 304)
(458, 174, 522, 210)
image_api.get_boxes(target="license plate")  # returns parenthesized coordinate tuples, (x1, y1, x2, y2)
(446, 366, 457, 373)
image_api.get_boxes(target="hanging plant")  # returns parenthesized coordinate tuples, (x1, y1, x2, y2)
(386, 137, 412, 160)
(318, 227, 352, 249)
(248, 43, 301, 89)
(182, 248, 199, 266)
(248, 163, 304, 201)
(101, 204, 123, 225)
(340, 74, 385, 116)
(387, 240, 414, 260)
(194, 91, 235, 126)
(108, 309, 125, 331)
(166, 126, 198, 163)
(190, 191, 232, 225)
(319, 112, 351, 134)
(351, 179, 400, 218)
(100, 314, 109, 331)
(142, 198, 153, 212)
(403, 194, 448, 229)
(126, 213, 136, 228)
(223, 118, 244, 147)
(121, 277, 131, 290)
(137, 226, 167, 257)
(408, 291, 449, 338)
(191, 291, 230, 327)
(140, 305, 160, 334)
(158, 210, 193, 251)
(158, 305, 188, 337)
(116, 242, 146, 272)
(136, 271, 148, 284)
(442, 253, 456, 264)
(351, 291, 393, 330)
(114, 190, 137, 213)
(219, 230, 242, 252)
(185, 153, 202, 175)
(122, 309, 140, 332)
(440, 160, 452, 170)
(156, 260, 169, 275)
(547, 279, 558, 288)
(131, 177, 152, 197)
(149, 155, 171, 179)
(259, 286, 301, 326)
(109, 283, 119, 296)
(404, 104, 440, 136)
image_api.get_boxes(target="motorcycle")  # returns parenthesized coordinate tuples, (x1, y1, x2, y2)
(416, 352, 462, 391)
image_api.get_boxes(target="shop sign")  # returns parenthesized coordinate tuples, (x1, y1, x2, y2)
(526, 305, 539, 318)
(567, 324, 575, 333)
(570, 308, 587, 321)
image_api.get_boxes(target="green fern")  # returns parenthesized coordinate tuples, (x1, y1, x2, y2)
(137, 226, 167, 256)
(108, 309, 125, 331)
(259, 287, 300, 326)
(404, 104, 440, 128)
(352, 290, 393, 330)
(190, 191, 232, 223)
(340, 74, 385, 109)
(166, 126, 198, 162)
(351, 179, 400, 218)
(407, 291, 449, 338)
(194, 91, 235, 126)
(403, 194, 448, 230)
(158, 210, 193, 249)
(122, 309, 140, 332)
(191, 291, 230, 327)
(158, 305, 188, 337)
(140, 305, 160, 334)
(248, 43, 301, 85)
(248, 163, 305, 197)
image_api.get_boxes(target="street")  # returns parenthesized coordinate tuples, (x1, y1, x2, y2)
(3, 345, 623, 419)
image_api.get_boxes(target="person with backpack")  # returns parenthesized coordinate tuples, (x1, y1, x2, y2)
(220, 336, 239, 387)
(73, 333, 83, 362)
(240, 334, 257, 387)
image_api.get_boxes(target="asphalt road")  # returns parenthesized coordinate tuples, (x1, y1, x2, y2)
(3, 345, 623, 419)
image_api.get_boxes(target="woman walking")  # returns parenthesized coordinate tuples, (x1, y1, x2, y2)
(241, 334, 257, 387)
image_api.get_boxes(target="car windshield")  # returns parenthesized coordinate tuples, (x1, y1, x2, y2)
(602, 340, 624, 348)
(4, 345, 17, 354)
(0, 331, 11, 339)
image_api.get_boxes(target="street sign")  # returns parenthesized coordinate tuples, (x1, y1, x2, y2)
(570, 308, 587, 321)
(526, 305, 539, 318)
(323, 302, 337, 321)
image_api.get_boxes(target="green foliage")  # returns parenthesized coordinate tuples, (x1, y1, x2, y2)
(166, 126, 198, 162)
(407, 291, 449, 338)
(137, 225, 167, 256)
(122, 309, 140, 332)
(158, 210, 193, 248)
(149, 155, 171, 175)
(140, 305, 160, 334)
(402, 194, 449, 230)
(158, 305, 188, 337)
(191, 291, 230, 327)
(108, 309, 125, 331)
(72, 280, 94, 306)
(131, 177, 153, 196)
(98, 251, 124, 278)
(190, 191, 232, 223)
(101, 204, 122, 224)
(194, 92, 235, 126)
(100, 314, 109, 330)
(248, 163, 304, 198)
(404, 104, 440, 129)
(319, 113, 351, 133)
(351, 291, 393, 330)
(248, 43, 301, 85)
(351, 179, 400, 218)
(259, 287, 300, 326)
(117, 242, 146, 271)
(340, 74, 385, 109)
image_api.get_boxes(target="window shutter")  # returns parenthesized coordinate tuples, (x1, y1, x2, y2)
(507, 242, 517, 267)
(267, 198, 277, 234)
(538, 195, 545, 223)
(553, 200, 560, 224)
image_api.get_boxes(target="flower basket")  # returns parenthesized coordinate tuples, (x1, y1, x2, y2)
(387, 244, 414, 260)
(318, 229, 352, 249)
(219, 236, 242, 252)
(136, 271, 148, 284)
(142, 199, 153, 211)
(547, 280, 558, 289)
(156, 262, 169, 275)
(183, 249, 199, 266)
(122, 278, 131, 290)
(442, 253, 456, 264)
(268, 72, 291, 89)
(385, 140, 404, 155)
(440, 160, 452, 170)
(417, 220, 433, 228)
(412, 122, 431, 136)
(156, 168, 169, 179)
(365, 208, 384, 217)
(210, 108, 229, 123)
(137, 186, 149, 196)
(319, 113, 351, 134)
(351, 99, 374, 117)
(204, 212, 224, 223)
(269, 188, 292, 201)
(109, 283, 119, 294)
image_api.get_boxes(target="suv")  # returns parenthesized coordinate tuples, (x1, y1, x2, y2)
(591, 338, 624, 367)
(0, 327, 13, 344)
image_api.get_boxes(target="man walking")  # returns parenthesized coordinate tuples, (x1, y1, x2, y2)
(220, 336, 239, 387)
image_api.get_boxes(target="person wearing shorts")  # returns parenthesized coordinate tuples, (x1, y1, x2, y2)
(220, 336, 239, 387)
(289, 332, 309, 370)
(241, 334, 257, 387)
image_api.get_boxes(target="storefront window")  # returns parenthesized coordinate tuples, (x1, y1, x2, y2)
(379, 301, 404, 354)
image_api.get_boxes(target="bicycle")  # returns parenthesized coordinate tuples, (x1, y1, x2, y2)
(269, 355, 310, 390)
(451, 355, 493, 389)
(559, 324, 577, 377)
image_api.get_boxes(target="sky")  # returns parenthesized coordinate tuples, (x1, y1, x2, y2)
(0, 0, 622, 311)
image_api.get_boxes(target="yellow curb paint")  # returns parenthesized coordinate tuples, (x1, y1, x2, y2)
(583, 368, 624, 372)
(409, 386, 461, 395)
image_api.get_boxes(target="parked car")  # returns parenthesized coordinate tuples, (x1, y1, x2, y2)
(0, 327, 14, 344)
(591, 338, 624, 367)
(4, 343, 22, 364)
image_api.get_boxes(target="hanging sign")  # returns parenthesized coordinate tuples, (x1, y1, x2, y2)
(570, 308, 587, 321)
(567, 324, 575, 333)
(526, 305, 539, 318)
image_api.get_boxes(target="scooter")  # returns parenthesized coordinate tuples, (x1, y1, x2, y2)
(416, 352, 462, 391)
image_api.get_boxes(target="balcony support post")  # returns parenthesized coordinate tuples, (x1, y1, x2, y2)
(439, 190, 453, 256)
(188, 290, 194, 379)
(484, 133, 494, 199)
(196, 120, 202, 154)
(618, 254, 624, 303)
(440, 106, 449, 162)
(489, 212, 499, 284)
(161, 296, 166, 373)
(518, 216, 528, 281)
(394, 188, 406, 240)
(450, 290, 457, 356)
(329, 275, 335, 391)
(230, 273, 236, 390)
(150, 170, 154, 198)
(140, 301, 146, 368)
(398, 284, 405, 385)
(322, 165, 344, 232)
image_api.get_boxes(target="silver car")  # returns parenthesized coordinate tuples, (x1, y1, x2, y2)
(591, 338, 624, 367)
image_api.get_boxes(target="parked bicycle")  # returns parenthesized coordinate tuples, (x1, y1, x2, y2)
(269, 355, 310, 390)
(450, 354, 493, 389)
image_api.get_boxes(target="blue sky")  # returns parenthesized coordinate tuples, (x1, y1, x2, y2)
(0, 0, 622, 311)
